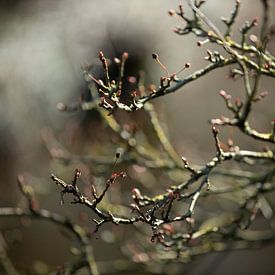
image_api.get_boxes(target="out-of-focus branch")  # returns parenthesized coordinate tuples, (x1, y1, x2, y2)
(0, 176, 99, 275)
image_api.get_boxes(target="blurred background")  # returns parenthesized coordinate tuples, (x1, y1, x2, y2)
(0, 0, 274, 274)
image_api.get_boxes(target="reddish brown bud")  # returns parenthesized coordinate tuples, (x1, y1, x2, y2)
(227, 138, 234, 147)
(99, 51, 104, 60)
(211, 118, 222, 125)
(130, 203, 140, 211)
(259, 91, 268, 98)
(152, 53, 158, 59)
(131, 90, 137, 98)
(132, 188, 141, 199)
(56, 102, 67, 111)
(122, 52, 129, 61)
(252, 17, 258, 26)
(173, 27, 180, 33)
(168, 9, 175, 16)
(264, 63, 270, 70)
(120, 172, 127, 178)
(249, 34, 258, 43)
(79, 212, 88, 222)
(197, 38, 209, 47)
(148, 84, 156, 93)
(235, 97, 242, 107)
(30, 198, 39, 210)
(186, 217, 195, 225)
(98, 79, 104, 86)
(219, 90, 231, 100)
(212, 125, 219, 134)
(111, 172, 118, 179)
(127, 76, 137, 84)
(75, 169, 81, 178)
(167, 189, 174, 198)
(162, 224, 175, 234)
(114, 57, 121, 64)
(219, 90, 226, 97)
(17, 174, 25, 186)
(185, 62, 191, 68)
